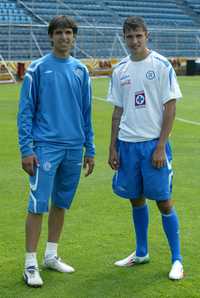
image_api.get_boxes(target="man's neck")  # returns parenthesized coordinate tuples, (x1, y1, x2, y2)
(131, 48, 150, 61)
(53, 49, 70, 59)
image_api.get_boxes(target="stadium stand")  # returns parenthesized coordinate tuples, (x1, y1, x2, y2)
(103, 0, 196, 27)
(21, 0, 115, 26)
(0, 0, 200, 60)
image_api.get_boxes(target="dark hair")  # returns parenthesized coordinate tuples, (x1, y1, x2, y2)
(48, 15, 78, 36)
(123, 16, 148, 34)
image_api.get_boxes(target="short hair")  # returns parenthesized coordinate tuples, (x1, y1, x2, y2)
(123, 16, 148, 34)
(48, 15, 78, 36)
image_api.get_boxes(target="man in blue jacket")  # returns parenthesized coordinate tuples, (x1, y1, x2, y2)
(17, 15, 95, 287)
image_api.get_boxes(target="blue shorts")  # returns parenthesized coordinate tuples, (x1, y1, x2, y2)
(112, 139, 173, 201)
(28, 145, 83, 214)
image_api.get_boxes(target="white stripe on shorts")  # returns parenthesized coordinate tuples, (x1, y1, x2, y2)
(165, 154, 173, 192)
(165, 156, 172, 170)
(30, 191, 37, 213)
(29, 167, 39, 191)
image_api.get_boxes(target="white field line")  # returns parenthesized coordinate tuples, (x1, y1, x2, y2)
(176, 117, 200, 126)
(94, 96, 200, 126)
(94, 96, 107, 101)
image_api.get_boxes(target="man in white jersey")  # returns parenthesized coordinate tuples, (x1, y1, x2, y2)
(18, 16, 95, 287)
(108, 16, 183, 280)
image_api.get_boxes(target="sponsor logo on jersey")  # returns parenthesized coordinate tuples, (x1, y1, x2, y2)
(44, 70, 53, 74)
(146, 70, 155, 80)
(120, 74, 130, 80)
(121, 79, 131, 86)
(120, 74, 131, 86)
(135, 91, 146, 108)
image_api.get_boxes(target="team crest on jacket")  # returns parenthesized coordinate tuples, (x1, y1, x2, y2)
(43, 161, 52, 171)
(135, 91, 146, 108)
(146, 70, 155, 80)
(73, 67, 84, 81)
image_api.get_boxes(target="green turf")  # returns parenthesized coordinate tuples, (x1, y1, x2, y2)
(0, 76, 199, 298)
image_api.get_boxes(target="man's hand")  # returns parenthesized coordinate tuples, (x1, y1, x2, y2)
(22, 155, 39, 176)
(152, 145, 166, 169)
(83, 156, 95, 177)
(108, 146, 120, 170)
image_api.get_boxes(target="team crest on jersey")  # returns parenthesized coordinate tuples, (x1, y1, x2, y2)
(146, 70, 155, 80)
(135, 91, 146, 108)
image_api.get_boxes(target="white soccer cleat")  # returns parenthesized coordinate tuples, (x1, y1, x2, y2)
(169, 260, 184, 280)
(44, 256, 75, 273)
(114, 251, 150, 267)
(23, 266, 43, 287)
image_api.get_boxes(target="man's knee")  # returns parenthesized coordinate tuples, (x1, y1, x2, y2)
(50, 204, 66, 213)
(157, 199, 173, 214)
(130, 198, 146, 208)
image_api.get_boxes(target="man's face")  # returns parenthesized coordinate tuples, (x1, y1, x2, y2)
(124, 27, 148, 58)
(50, 27, 75, 56)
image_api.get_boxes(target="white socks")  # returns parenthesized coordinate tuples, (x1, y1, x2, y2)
(25, 252, 38, 269)
(44, 242, 58, 260)
(25, 242, 58, 268)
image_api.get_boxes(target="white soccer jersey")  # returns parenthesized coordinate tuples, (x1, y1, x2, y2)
(107, 51, 182, 142)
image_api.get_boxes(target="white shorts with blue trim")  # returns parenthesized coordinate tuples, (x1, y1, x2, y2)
(112, 139, 173, 201)
(28, 145, 83, 214)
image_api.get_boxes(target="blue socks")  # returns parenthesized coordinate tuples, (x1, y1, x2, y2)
(132, 204, 149, 257)
(162, 209, 182, 263)
(132, 204, 182, 263)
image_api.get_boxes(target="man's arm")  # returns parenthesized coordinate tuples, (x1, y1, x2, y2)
(17, 71, 38, 175)
(108, 106, 123, 170)
(82, 69, 95, 176)
(152, 99, 176, 168)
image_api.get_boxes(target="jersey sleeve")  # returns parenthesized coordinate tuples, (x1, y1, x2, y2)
(82, 69, 95, 157)
(17, 69, 39, 158)
(160, 65, 182, 104)
(107, 69, 123, 107)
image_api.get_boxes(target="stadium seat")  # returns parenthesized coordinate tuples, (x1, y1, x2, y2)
(186, 0, 200, 14)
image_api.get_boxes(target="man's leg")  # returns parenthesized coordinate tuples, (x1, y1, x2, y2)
(157, 200, 183, 279)
(48, 205, 65, 243)
(157, 200, 182, 263)
(43, 205, 75, 273)
(44, 149, 83, 273)
(115, 198, 150, 267)
(130, 198, 149, 257)
(26, 212, 43, 253)
(24, 212, 43, 287)
(113, 142, 149, 266)
(44, 205, 65, 260)
(24, 145, 64, 286)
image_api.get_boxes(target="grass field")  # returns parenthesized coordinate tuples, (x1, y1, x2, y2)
(0, 76, 199, 298)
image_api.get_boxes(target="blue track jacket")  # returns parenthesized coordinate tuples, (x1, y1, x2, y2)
(17, 53, 95, 158)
